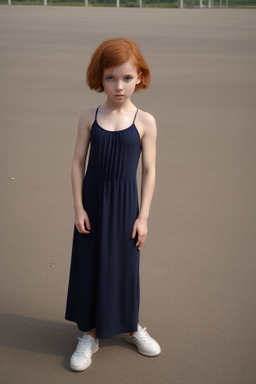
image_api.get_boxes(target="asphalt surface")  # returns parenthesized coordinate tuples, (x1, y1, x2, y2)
(1, 5, 256, 384)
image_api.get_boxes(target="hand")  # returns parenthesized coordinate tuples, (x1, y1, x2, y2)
(131, 217, 148, 250)
(74, 208, 91, 234)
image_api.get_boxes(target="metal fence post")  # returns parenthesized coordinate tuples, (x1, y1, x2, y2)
(117, 0, 120, 6)
(180, 0, 183, 8)
(85, 0, 88, 5)
(8, 0, 11, 4)
(44, 0, 47, 5)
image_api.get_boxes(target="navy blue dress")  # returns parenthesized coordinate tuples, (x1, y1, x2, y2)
(65, 107, 141, 339)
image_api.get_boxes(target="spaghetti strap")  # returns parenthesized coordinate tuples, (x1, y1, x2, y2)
(133, 109, 138, 124)
(95, 105, 101, 122)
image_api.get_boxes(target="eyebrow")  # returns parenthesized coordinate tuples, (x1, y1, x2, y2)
(104, 73, 135, 77)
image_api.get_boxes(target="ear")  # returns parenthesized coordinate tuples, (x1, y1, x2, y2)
(136, 72, 142, 85)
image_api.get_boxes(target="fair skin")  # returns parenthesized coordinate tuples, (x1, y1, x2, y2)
(71, 60, 157, 338)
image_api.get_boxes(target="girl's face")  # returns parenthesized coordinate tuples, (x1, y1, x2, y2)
(102, 61, 141, 104)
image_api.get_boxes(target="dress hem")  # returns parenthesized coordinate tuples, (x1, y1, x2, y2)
(65, 317, 138, 340)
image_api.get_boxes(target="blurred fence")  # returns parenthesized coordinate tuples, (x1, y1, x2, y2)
(1, 0, 256, 7)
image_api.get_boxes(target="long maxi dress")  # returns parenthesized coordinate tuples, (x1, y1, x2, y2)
(65, 107, 141, 339)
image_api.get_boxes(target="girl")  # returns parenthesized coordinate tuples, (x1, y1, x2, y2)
(65, 38, 161, 372)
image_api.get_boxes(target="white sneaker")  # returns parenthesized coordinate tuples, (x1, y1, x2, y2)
(70, 334, 99, 371)
(124, 325, 161, 357)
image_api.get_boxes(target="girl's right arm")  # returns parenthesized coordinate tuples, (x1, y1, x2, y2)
(71, 109, 93, 234)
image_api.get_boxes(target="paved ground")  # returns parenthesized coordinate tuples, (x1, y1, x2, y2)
(1, 5, 256, 384)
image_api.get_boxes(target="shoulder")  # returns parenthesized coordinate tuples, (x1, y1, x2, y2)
(136, 109, 157, 140)
(78, 107, 97, 131)
(137, 109, 156, 126)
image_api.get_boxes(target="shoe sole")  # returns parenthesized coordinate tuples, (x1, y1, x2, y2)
(124, 336, 161, 357)
(70, 344, 99, 371)
(137, 348, 161, 357)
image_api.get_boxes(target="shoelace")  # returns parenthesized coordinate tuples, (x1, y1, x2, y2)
(76, 337, 93, 356)
(136, 328, 152, 343)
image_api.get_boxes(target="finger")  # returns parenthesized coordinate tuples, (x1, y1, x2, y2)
(136, 233, 142, 247)
(77, 222, 90, 234)
(84, 216, 91, 231)
(136, 234, 146, 248)
(131, 226, 137, 239)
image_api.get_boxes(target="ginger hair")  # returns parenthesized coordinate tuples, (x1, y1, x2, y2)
(86, 38, 151, 93)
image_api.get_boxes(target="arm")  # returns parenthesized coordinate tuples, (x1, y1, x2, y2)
(131, 113, 157, 250)
(71, 109, 93, 234)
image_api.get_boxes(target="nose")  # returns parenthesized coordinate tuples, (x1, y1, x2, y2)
(115, 81, 123, 92)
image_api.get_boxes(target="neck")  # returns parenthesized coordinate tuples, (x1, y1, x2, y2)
(102, 98, 136, 112)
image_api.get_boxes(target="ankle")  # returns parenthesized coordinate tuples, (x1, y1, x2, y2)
(85, 328, 96, 338)
(129, 324, 139, 337)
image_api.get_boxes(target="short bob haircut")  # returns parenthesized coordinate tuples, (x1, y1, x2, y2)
(86, 38, 151, 93)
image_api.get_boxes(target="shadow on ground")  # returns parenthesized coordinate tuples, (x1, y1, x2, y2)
(0, 312, 133, 363)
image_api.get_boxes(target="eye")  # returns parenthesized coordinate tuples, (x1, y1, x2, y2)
(124, 76, 133, 82)
(105, 76, 113, 81)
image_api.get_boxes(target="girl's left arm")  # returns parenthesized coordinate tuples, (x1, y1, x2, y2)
(131, 113, 157, 250)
